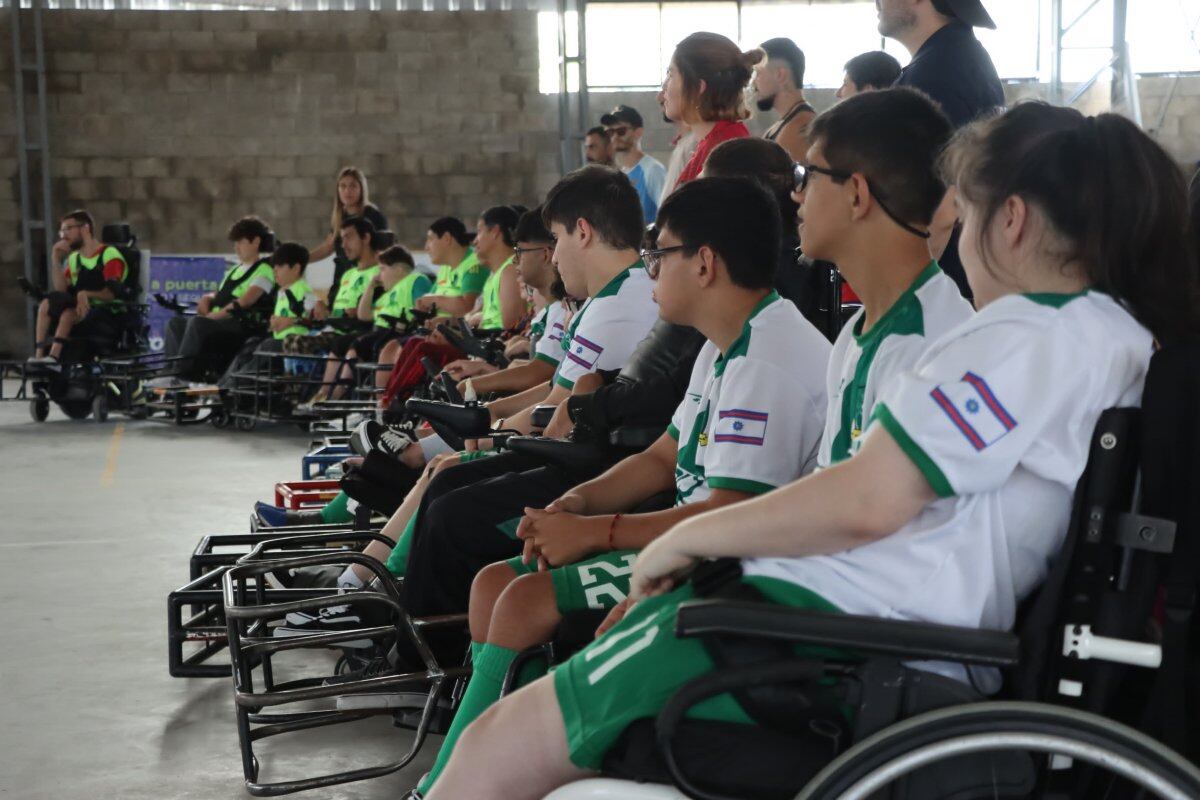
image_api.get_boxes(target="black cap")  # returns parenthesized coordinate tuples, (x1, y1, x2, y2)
(932, 0, 996, 29)
(600, 105, 644, 129)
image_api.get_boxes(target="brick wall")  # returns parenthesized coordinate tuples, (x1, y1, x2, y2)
(3, 7, 1200, 357)
(0, 8, 559, 356)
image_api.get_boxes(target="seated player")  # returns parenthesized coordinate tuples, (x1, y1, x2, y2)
(289, 215, 383, 409)
(413, 217, 488, 319)
(216, 242, 317, 392)
(425, 99, 1198, 800)
(414, 87, 973, 797)
(413, 174, 838, 796)
(28, 209, 129, 364)
(156, 216, 275, 384)
(272, 165, 660, 636)
(308, 244, 432, 405)
(456, 207, 570, 397)
(373, 206, 530, 412)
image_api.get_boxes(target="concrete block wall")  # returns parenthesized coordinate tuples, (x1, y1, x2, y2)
(0, 8, 558, 356)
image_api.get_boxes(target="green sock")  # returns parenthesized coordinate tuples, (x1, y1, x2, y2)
(418, 642, 547, 794)
(319, 491, 353, 524)
(384, 512, 419, 578)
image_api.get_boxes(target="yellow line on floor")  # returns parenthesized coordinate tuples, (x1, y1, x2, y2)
(101, 422, 125, 487)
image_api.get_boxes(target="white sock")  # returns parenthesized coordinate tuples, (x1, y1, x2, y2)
(338, 568, 365, 590)
(345, 497, 360, 515)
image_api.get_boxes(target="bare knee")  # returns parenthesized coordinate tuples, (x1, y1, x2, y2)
(469, 561, 519, 641)
(489, 571, 561, 651)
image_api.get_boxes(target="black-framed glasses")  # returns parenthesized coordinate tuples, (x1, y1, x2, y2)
(640, 245, 687, 279)
(513, 245, 552, 263)
(792, 162, 931, 240)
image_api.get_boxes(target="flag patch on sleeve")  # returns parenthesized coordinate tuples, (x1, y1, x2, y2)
(713, 409, 768, 445)
(547, 322, 565, 345)
(930, 372, 1017, 451)
(566, 334, 604, 369)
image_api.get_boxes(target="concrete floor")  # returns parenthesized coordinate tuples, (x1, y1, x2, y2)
(0, 386, 436, 800)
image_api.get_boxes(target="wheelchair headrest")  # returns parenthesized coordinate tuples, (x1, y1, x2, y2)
(373, 229, 396, 250)
(102, 223, 135, 247)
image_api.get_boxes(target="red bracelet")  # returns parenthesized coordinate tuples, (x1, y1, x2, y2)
(608, 513, 623, 551)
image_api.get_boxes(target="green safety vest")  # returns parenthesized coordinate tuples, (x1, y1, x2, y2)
(373, 271, 432, 329)
(332, 264, 381, 317)
(431, 249, 487, 316)
(273, 278, 314, 340)
(479, 256, 515, 330)
(67, 246, 128, 309)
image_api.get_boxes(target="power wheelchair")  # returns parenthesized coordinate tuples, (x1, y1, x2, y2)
(1, 223, 148, 423)
(188, 341, 1200, 799)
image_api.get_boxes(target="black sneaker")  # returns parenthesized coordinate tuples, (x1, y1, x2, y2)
(323, 652, 395, 686)
(272, 604, 374, 649)
(351, 419, 417, 459)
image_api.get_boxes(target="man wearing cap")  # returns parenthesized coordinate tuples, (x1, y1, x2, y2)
(879, 0, 1004, 299)
(753, 37, 816, 163)
(601, 105, 668, 223)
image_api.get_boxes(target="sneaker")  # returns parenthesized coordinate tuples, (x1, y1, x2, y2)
(263, 564, 343, 591)
(342, 411, 373, 430)
(323, 652, 395, 686)
(272, 604, 374, 649)
(25, 355, 57, 365)
(350, 419, 416, 459)
(254, 501, 324, 528)
(145, 376, 185, 390)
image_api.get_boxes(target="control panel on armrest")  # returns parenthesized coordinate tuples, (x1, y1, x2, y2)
(404, 398, 492, 437)
(530, 404, 557, 430)
(675, 599, 1020, 668)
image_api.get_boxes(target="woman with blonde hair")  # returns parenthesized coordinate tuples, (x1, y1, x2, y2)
(663, 32, 764, 187)
(309, 166, 389, 316)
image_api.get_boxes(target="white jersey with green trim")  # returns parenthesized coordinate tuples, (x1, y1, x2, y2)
(820, 263, 973, 467)
(744, 290, 1153, 687)
(532, 300, 570, 366)
(552, 264, 658, 390)
(669, 293, 830, 506)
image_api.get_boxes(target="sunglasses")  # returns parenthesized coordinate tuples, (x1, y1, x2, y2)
(792, 163, 931, 240)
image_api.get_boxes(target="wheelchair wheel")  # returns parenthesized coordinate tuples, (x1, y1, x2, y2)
(30, 391, 50, 423)
(92, 393, 108, 422)
(796, 701, 1200, 800)
(235, 415, 256, 431)
(60, 398, 93, 420)
(210, 408, 231, 429)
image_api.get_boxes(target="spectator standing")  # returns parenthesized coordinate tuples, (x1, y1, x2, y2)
(601, 105, 668, 223)
(754, 37, 816, 163)
(837, 51, 903, 99)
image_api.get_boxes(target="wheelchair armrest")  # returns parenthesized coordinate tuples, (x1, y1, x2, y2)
(530, 404, 557, 430)
(609, 424, 664, 450)
(404, 398, 492, 437)
(505, 435, 606, 469)
(675, 600, 1020, 668)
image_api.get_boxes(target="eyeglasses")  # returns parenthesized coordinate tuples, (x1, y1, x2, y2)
(640, 245, 687, 279)
(513, 245, 552, 263)
(58, 223, 81, 236)
(792, 162, 931, 240)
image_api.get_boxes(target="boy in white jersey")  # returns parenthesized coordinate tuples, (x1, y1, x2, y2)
(410, 176, 832, 797)
(426, 90, 1189, 800)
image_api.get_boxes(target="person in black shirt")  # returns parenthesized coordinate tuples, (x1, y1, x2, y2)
(753, 38, 816, 163)
(309, 166, 388, 316)
(880, 0, 1004, 299)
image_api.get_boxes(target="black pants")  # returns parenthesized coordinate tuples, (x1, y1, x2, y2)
(399, 451, 607, 620)
(165, 314, 252, 381)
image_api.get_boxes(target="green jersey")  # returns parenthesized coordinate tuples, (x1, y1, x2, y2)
(431, 249, 488, 315)
(272, 278, 317, 340)
(331, 264, 380, 317)
(479, 256, 515, 330)
(373, 272, 433, 329)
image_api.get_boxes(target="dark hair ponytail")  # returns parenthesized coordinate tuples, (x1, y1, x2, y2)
(943, 101, 1200, 345)
(481, 204, 526, 248)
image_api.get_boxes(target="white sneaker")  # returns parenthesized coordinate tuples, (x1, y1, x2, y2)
(145, 376, 184, 390)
